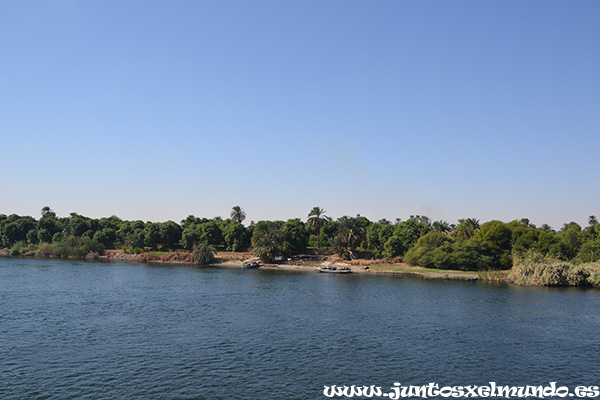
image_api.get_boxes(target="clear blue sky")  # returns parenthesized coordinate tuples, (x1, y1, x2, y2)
(1, 1, 598, 229)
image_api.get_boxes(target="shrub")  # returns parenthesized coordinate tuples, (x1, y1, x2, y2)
(10, 241, 28, 256)
(193, 242, 216, 265)
(510, 251, 600, 287)
(34, 236, 104, 259)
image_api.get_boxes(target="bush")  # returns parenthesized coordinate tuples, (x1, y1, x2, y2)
(577, 240, 600, 263)
(10, 241, 28, 256)
(510, 252, 600, 287)
(404, 233, 498, 271)
(37, 243, 59, 258)
(193, 242, 216, 265)
(34, 236, 104, 259)
(383, 236, 405, 260)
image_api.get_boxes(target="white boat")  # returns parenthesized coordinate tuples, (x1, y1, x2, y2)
(242, 260, 261, 269)
(316, 265, 352, 274)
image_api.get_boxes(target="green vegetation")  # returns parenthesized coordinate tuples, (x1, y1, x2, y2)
(307, 207, 330, 250)
(36, 236, 104, 258)
(1, 206, 599, 286)
(511, 251, 600, 287)
(192, 242, 217, 265)
(230, 206, 246, 224)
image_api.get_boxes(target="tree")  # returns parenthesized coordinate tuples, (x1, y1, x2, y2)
(230, 206, 246, 224)
(181, 215, 201, 229)
(586, 215, 599, 241)
(253, 237, 278, 263)
(220, 219, 249, 251)
(335, 216, 366, 257)
(474, 220, 513, 269)
(558, 222, 583, 260)
(432, 220, 452, 233)
(37, 215, 61, 238)
(99, 215, 122, 231)
(144, 222, 162, 249)
(41, 206, 56, 218)
(404, 231, 452, 267)
(366, 223, 383, 257)
(383, 236, 404, 259)
(93, 228, 117, 248)
(159, 221, 182, 249)
(409, 215, 431, 227)
(539, 223, 554, 233)
(193, 242, 216, 265)
(251, 221, 285, 262)
(456, 218, 480, 238)
(282, 218, 309, 256)
(578, 240, 600, 263)
(307, 207, 330, 250)
(37, 228, 52, 243)
(1, 216, 36, 247)
(394, 219, 430, 253)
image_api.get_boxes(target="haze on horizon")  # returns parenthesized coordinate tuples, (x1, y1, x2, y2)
(1, 1, 598, 230)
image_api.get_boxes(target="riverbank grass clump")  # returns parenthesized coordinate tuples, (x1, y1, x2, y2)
(36, 237, 104, 259)
(10, 241, 37, 256)
(192, 242, 217, 265)
(510, 252, 600, 287)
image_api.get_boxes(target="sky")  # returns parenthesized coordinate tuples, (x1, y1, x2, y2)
(1, 1, 598, 229)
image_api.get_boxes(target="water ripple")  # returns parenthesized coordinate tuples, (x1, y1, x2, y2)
(1, 258, 600, 398)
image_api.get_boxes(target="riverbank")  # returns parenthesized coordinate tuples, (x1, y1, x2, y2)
(7, 249, 600, 287)
(0, 248, 508, 283)
(93, 250, 483, 281)
(240, 261, 482, 281)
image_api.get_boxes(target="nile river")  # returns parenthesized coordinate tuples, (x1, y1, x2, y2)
(1, 258, 599, 399)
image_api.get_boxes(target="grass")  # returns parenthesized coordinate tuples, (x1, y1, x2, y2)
(146, 251, 174, 256)
(509, 251, 600, 287)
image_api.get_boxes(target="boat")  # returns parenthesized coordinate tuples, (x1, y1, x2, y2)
(316, 265, 352, 274)
(242, 260, 261, 269)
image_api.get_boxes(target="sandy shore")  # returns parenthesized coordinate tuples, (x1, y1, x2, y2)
(209, 260, 480, 281)
(1, 250, 482, 282)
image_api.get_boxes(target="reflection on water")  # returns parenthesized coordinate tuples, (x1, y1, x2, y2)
(1, 258, 599, 399)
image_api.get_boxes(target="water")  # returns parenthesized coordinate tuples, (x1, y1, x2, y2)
(1, 257, 599, 399)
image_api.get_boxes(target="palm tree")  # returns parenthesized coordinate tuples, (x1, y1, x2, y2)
(193, 242, 216, 265)
(230, 206, 246, 224)
(589, 215, 598, 227)
(456, 218, 480, 238)
(251, 221, 285, 262)
(432, 220, 451, 234)
(253, 236, 278, 263)
(335, 216, 366, 258)
(307, 207, 330, 250)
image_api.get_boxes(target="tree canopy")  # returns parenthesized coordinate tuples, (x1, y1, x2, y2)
(1, 206, 598, 270)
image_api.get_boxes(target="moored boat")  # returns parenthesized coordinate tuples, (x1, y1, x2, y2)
(242, 260, 261, 269)
(316, 265, 352, 274)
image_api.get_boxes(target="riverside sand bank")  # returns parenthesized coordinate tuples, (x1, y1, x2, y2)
(0, 249, 482, 281)
(96, 250, 482, 281)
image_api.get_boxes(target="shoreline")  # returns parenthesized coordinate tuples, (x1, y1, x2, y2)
(0, 250, 488, 282)
(92, 251, 483, 282)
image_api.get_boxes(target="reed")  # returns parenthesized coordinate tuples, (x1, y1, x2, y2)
(510, 251, 600, 287)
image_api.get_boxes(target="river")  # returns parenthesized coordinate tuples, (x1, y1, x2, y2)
(1, 257, 599, 399)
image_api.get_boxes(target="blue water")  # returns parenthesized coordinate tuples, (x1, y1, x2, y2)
(1, 257, 599, 399)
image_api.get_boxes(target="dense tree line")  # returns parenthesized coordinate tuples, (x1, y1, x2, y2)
(1, 207, 598, 270)
(403, 217, 600, 270)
